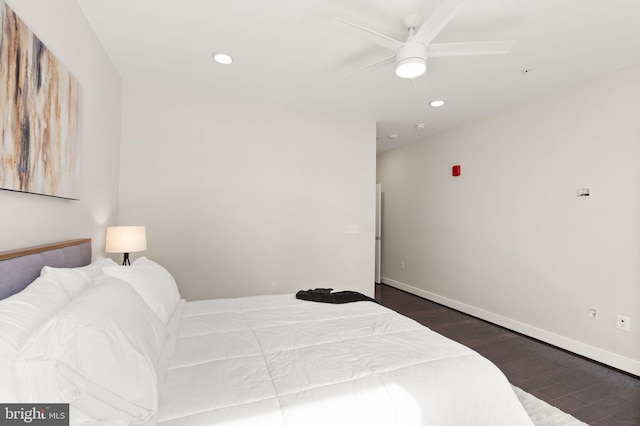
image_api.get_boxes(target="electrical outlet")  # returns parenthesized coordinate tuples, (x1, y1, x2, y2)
(400, 261, 405, 271)
(588, 307, 598, 320)
(616, 315, 631, 332)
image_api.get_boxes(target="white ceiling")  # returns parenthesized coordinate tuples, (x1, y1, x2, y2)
(76, 0, 640, 154)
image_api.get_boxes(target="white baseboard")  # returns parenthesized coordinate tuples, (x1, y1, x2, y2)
(381, 277, 640, 377)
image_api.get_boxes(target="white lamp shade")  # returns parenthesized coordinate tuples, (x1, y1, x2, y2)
(105, 226, 147, 253)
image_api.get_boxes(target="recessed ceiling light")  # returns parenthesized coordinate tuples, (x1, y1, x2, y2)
(416, 123, 425, 130)
(387, 134, 399, 140)
(430, 100, 445, 108)
(213, 53, 233, 65)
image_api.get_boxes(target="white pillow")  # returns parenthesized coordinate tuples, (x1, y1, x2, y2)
(103, 257, 181, 323)
(41, 258, 118, 297)
(0, 277, 70, 402)
(16, 276, 167, 424)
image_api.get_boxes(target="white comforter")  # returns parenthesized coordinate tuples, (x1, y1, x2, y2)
(155, 294, 533, 426)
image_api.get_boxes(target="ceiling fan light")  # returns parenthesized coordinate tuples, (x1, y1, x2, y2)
(395, 57, 426, 79)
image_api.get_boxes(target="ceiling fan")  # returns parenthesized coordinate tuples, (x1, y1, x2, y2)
(337, 0, 516, 79)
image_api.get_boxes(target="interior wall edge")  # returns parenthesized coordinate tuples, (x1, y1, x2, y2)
(381, 276, 640, 377)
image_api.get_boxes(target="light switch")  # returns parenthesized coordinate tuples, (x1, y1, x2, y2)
(344, 224, 359, 234)
(577, 188, 590, 197)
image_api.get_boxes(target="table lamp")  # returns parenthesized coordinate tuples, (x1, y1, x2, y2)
(105, 226, 147, 265)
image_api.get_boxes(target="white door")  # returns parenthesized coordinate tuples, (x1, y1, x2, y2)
(375, 184, 382, 283)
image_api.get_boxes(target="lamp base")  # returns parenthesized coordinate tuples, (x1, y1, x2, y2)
(123, 252, 131, 266)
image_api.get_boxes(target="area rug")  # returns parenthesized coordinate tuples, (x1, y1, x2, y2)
(513, 386, 589, 426)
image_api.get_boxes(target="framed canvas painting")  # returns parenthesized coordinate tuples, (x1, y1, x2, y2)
(0, 0, 82, 199)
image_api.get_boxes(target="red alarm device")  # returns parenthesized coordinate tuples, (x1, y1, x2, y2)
(452, 165, 461, 176)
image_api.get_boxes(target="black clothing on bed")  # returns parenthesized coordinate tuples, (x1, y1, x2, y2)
(295, 288, 377, 304)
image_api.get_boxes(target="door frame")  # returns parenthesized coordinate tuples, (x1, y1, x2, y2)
(375, 183, 382, 283)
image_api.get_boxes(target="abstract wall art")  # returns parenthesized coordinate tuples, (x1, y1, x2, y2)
(0, 1, 81, 199)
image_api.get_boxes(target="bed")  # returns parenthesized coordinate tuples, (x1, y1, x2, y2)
(0, 239, 534, 425)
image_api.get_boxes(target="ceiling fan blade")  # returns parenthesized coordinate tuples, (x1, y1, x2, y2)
(412, 0, 467, 45)
(338, 55, 395, 79)
(335, 18, 404, 51)
(427, 40, 516, 57)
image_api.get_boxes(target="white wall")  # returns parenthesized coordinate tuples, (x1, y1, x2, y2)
(119, 82, 376, 300)
(377, 61, 640, 375)
(0, 0, 122, 257)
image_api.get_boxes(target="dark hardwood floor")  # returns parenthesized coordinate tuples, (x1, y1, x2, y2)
(375, 284, 640, 426)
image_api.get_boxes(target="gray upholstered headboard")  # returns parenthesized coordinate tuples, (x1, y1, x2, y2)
(0, 239, 92, 300)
